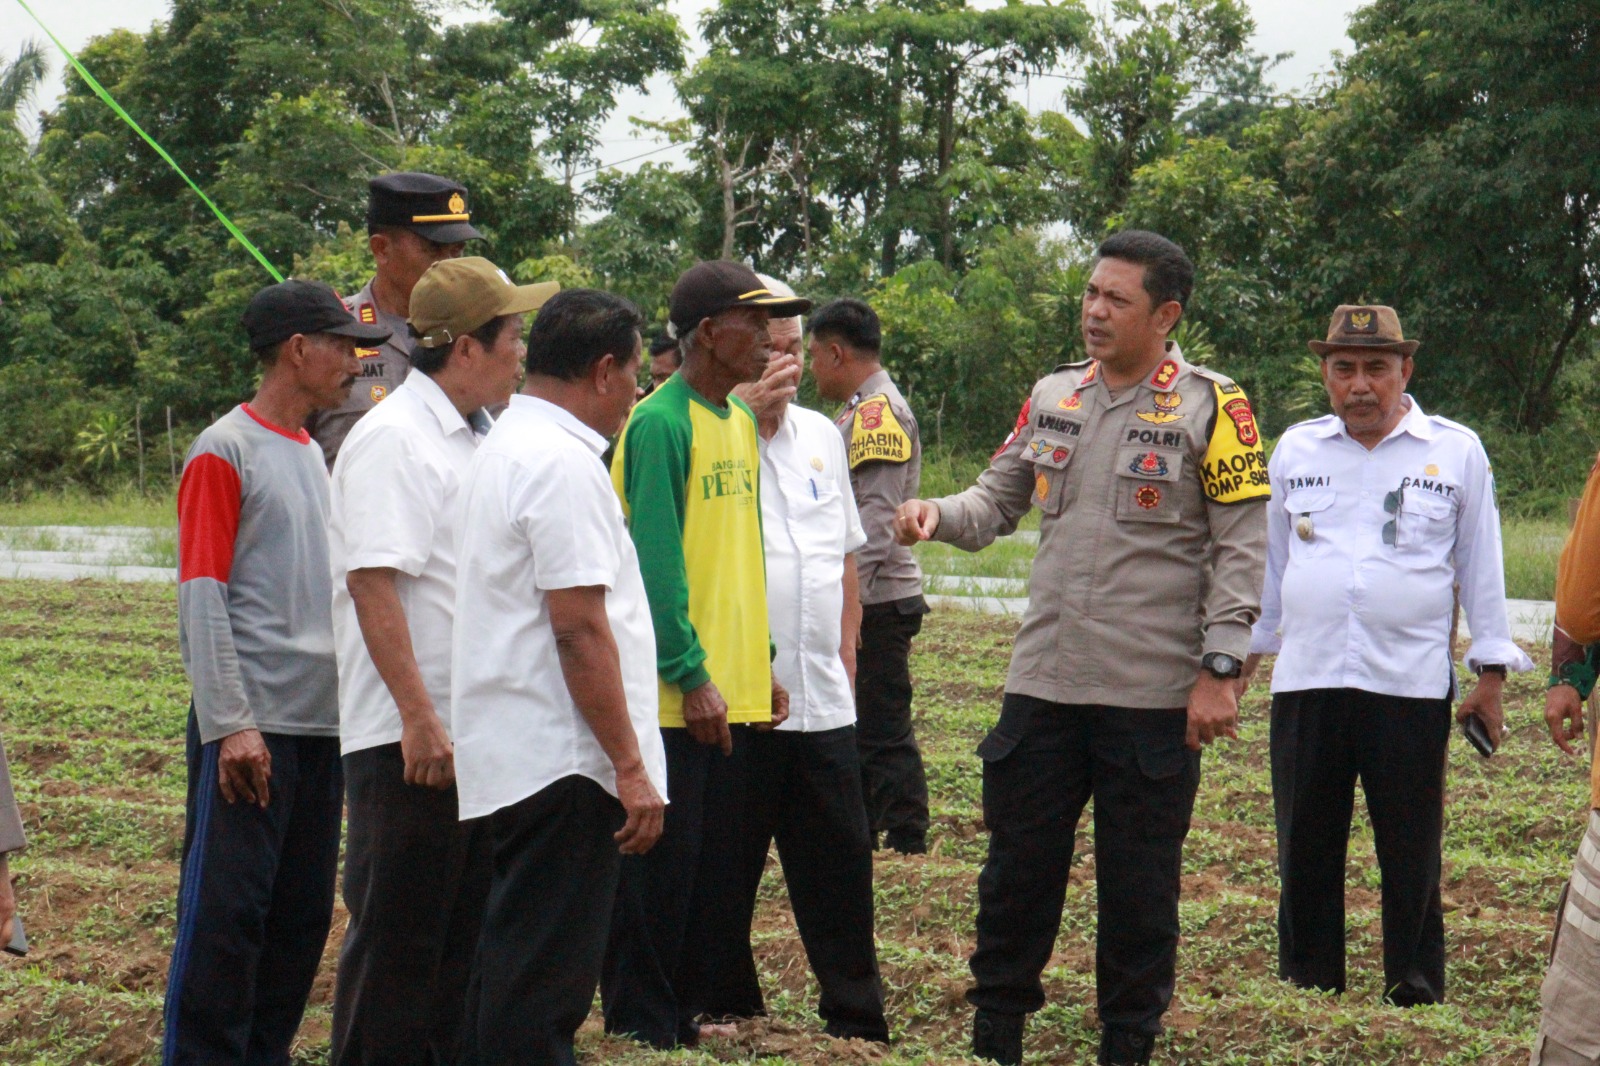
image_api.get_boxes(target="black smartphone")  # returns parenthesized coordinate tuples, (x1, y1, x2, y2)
(4, 915, 26, 957)
(1461, 714, 1495, 758)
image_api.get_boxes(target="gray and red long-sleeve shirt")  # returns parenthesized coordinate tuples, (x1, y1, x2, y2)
(177, 404, 340, 744)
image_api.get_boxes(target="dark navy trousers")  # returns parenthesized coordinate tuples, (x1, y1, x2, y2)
(331, 742, 492, 1066)
(1270, 687, 1451, 1006)
(162, 710, 343, 1066)
(855, 598, 930, 852)
(691, 725, 889, 1042)
(602, 726, 747, 1049)
(966, 695, 1200, 1043)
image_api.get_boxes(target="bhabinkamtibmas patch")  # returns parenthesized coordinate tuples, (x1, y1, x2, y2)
(1199, 381, 1270, 504)
(849, 395, 912, 468)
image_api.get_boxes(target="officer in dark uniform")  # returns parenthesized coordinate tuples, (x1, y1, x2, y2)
(306, 173, 482, 467)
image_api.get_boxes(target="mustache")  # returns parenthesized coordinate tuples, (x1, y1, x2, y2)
(341, 376, 357, 389)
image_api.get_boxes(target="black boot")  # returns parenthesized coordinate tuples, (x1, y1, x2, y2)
(1099, 1027, 1155, 1065)
(972, 1009, 1024, 1065)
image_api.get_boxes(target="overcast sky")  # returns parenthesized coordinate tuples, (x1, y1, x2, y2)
(5, 0, 1366, 173)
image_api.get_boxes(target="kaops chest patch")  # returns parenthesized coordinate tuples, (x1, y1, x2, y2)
(1199, 381, 1270, 504)
(848, 394, 912, 468)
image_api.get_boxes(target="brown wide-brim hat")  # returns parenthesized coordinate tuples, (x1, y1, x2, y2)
(1309, 304, 1420, 356)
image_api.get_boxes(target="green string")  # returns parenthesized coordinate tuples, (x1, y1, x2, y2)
(14, 0, 285, 282)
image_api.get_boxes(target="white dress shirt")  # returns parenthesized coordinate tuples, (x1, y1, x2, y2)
(1251, 397, 1533, 697)
(761, 405, 868, 732)
(450, 395, 667, 820)
(330, 371, 488, 755)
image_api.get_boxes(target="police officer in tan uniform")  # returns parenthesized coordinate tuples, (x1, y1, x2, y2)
(306, 173, 482, 467)
(810, 297, 931, 855)
(897, 231, 1269, 1065)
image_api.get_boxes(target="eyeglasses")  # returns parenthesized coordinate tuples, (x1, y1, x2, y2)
(1382, 487, 1402, 546)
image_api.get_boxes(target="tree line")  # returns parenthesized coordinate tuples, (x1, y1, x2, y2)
(0, 0, 1596, 506)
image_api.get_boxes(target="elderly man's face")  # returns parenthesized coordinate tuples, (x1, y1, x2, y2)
(294, 332, 363, 411)
(768, 317, 803, 362)
(604, 334, 644, 437)
(705, 306, 772, 384)
(1321, 349, 1413, 438)
(472, 313, 527, 410)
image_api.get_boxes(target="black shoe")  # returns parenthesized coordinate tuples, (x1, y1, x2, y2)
(972, 1009, 1024, 1065)
(882, 831, 927, 855)
(1099, 1028, 1155, 1065)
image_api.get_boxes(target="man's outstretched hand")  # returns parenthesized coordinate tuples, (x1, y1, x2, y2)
(894, 500, 941, 546)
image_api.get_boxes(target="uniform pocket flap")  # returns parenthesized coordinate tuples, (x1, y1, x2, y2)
(1135, 736, 1196, 780)
(1025, 436, 1074, 469)
(1402, 493, 1454, 519)
(1117, 445, 1183, 482)
(976, 699, 1033, 762)
(976, 728, 1022, 762)
(1283, 489, 1336, 514)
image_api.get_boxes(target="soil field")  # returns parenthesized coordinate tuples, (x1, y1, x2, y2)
(0, 580, 1586, 1064)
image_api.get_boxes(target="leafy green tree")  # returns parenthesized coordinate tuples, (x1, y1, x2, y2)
(1113, 135, 1315, 430)
(491, 0, 685, 233)
(1287, 0, 1600, 430)
(576, 163, 701, 317)
(1051, 0, 1252, 231)
(0, 40, 49, 130)
(835, 0, 1089, 272)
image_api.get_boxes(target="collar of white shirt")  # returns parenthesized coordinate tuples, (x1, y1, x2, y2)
(1310, 393, 1433, 443)
(512, 394, 608, 455)
(406, 368, 488, 439)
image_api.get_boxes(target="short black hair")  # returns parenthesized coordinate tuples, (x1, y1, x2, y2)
(1095, 230, 1195, 312)
(409, 315, 516, 375)
(649, 332, 680, 361)
(526, 288, 644, 382)
(808, 298, 881, 355)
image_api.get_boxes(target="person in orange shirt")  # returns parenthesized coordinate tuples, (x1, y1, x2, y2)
(1532, 458, 1600, 1065)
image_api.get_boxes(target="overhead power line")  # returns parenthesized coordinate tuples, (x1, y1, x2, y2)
(570, 140, 687, 179)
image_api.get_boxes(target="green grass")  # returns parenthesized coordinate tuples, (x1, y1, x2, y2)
(915, 516, 1565, 602)
(0, 487, 176, 529)
(1503, 518, 1565, 602)
(0, 581, 1582, 1064)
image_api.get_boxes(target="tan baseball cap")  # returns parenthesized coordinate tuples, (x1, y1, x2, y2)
(410, 257, 560, 349)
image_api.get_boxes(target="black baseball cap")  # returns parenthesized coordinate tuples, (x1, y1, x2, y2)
(367, 172, 484, 244)
(241, 280, 393, 351)
(668, 260, 812, 336)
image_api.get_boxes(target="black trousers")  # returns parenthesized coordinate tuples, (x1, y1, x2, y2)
(855, 597, 929, 850)
(469, 775, 625, 1066)
(602, 726, 748, 1048)
(330, 743, 492, 1066)
(967, 695, 1199, 1042)
(694, 726, 889, 1041)
(163, 711, 343, 1066)
(1270, 687, 1451, 1005)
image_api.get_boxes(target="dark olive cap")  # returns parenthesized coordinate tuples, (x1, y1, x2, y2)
(241, 280, 391, 350)
(668, 260, 812, 337)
